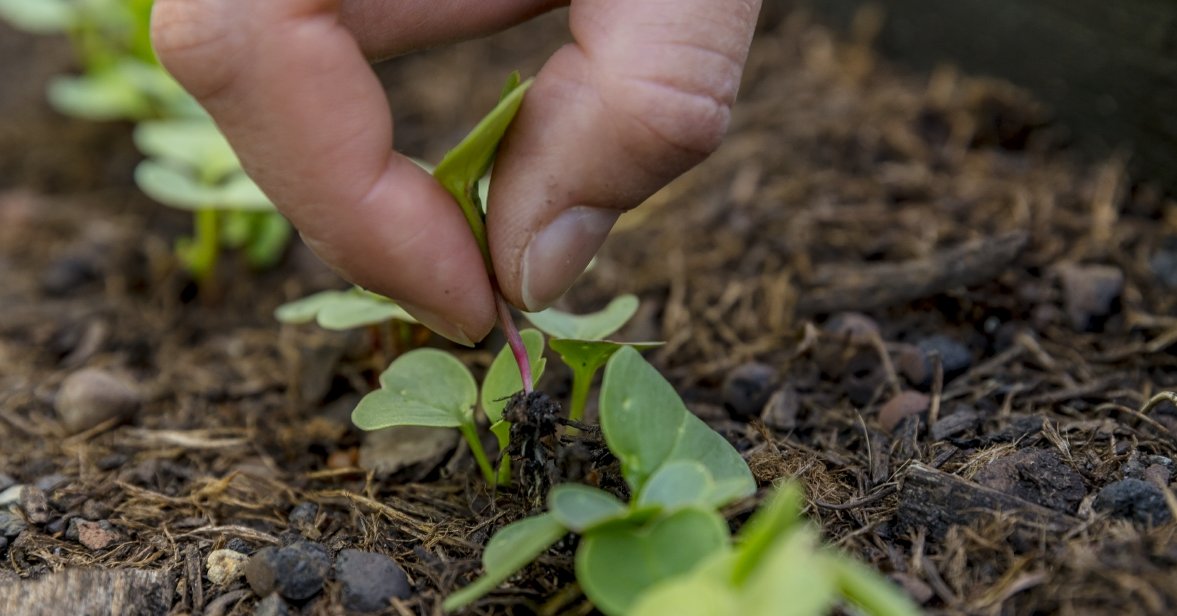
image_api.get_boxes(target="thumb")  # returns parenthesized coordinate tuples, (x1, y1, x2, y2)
(488, 0, 761, 310)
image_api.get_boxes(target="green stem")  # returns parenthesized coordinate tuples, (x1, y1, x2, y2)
(568, 365, 595, 423)
(192, 207, 219, 282)
(460, 423, 497, 487)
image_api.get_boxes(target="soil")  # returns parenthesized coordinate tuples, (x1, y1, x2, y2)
(3, 6, 1177, 616)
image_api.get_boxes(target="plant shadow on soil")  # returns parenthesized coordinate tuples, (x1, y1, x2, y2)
(2, 7, 1177, 616)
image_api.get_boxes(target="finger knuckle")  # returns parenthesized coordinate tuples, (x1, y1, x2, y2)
(614, 72, 735, 164)
(151, 0, 239, 98)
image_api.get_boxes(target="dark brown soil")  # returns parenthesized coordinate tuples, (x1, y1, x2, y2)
(2, 7, 1176, 616)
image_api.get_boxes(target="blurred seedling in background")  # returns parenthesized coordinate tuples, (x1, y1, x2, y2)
(133, 117, 292, 287)
(0, 0, 196, 120)
(525, 294, 662, 422)
(351, 330, 546, 486)
(274, 287, 422, 365)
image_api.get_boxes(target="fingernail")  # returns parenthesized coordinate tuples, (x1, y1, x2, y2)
(521, 206, 619, 311)
(397, 301, 476, 347)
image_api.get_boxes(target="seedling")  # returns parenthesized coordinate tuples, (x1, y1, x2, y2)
(0, 0, 195, 120)
(432, 73, 536, 391)
(630, 485, 919, 616)
(133, 117, 292, 282)
(444, 350, 916, 615)
(525, 294, 662, 422)
(444, 346, 755, 613)
(351, 329, 546, 486)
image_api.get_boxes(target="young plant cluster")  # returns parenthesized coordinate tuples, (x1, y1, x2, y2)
(329, 77, 917, 615)
(0, 0, 292, 284)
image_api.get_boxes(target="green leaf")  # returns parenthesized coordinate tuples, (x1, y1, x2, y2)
(548, 484, 628, 533)
(352, 349, 477, 430)
(548, 339, 662, 375)
(0, 0, 75, 33)
(738, 527, 838, 616)
(826, 554, 921, 616)
(317, 292, 414, 330)
(730, 483, 803, 586)
(443, 513, 567, 612)
(481, 329, 546, 424)
(274, 290, 347, 324)
(525, 295, 640, 340)
(133, 118, 241, 181)
(577, 508, 730, 616)
(243, 212, 293, 269)
(637, 460, 716, 513)
(47, 72, 152, 121)
(600, 347, 754, 504)
(630, 556, 738, 616)
(134, 160, 274, 211)
(434, 76, 532, 200)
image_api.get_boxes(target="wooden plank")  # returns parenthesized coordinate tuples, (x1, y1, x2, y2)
(800, 0, 1177, 193)
(0, 569, 174, 616)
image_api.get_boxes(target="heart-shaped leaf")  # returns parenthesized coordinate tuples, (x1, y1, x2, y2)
(600, 347, 754, 504)
(48, 72, 153, 121)
(134, 117, 241, 181)
(274, 288, 414, 329)
(577, 507, 730, 616)
(481, 329, 546, 424)
(629, 554, 737, 616)
(637, 460, 716, 513)
(443, 513, 567, 612)
(548, 484, 628, 533)
(0, 0, 75, 33)
(352, 349, 477, 430)
(135, 160, 274, 211)
(525, 294, 640, 340)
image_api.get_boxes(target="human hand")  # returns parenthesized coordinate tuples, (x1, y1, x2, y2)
(151, 0, 761, 344)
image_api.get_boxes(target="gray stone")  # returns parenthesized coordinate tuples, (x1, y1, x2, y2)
(19, 486, 50, 525)
(244, 541, 331, 601)
(335, 549, 412, 613)
(1094, 478, 1172, 525)
(55, 368, 141, 433)
(359, 426, 459, 476)
(722, 362, 778, 419)
(0, 511, 26, 538)
(255, 593, 289, 616)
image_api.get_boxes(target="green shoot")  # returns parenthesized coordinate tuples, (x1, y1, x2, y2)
(526, 294, 663, 421)
(431, 74, 535, 393)
(481, 329, 546, 483)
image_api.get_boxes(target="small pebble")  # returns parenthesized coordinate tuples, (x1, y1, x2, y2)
(55, 368, 142, 433)
(46, 517, 68, 535)
(761, 383, 799, 430)
(359, 426, 459, 476)
(73, 519, 120, 550)
(879, 391, 930, 432)
(255, 593, 289, 616)
(34, 474, 68, 493)
(288, 502, 319, 539)
(244, 541, 331, 601)
(0, 511, 25, 538)
(226, 538, 253, 555)
(40, 255, 98, 297)
(207, 548, 250, 585)
(19, 486, 51, 525)
(1149, 237, 1177, 288)
(336, 549, 412, 613)
(1094, 479, 1172, 526)
(897, 336, 973, 387)
(1057, 263, 1124, 331)
(722, 362, 778, 419)
(822, 312, 880, 346)
(0, 474, 14, 493)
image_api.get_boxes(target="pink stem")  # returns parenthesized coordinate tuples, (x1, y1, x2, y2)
(494, 290, 533, 394)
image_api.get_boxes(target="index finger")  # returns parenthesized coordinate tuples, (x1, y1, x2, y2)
(151, 0, 500, 343)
